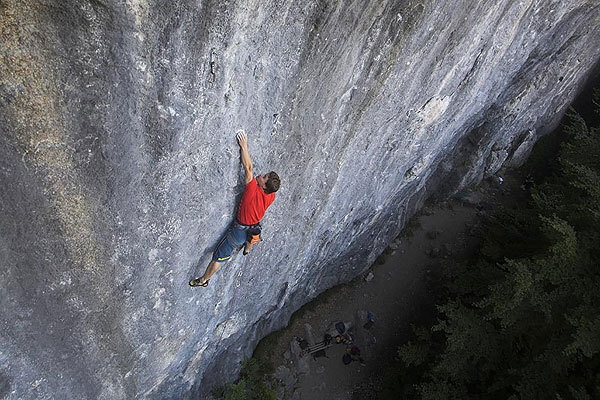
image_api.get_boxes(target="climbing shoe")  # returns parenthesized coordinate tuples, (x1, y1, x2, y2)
(189, 278, 209, 287)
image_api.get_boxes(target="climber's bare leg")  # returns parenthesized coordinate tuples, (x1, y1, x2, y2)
(200, 260, 220, 283)
(243, 241, 255, 255)
(190, 260, 221, 286)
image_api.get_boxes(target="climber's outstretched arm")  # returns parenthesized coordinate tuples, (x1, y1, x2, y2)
(237, 130, 253, 184)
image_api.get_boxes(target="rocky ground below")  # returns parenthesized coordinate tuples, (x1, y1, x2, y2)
(254, 171, 527, 400)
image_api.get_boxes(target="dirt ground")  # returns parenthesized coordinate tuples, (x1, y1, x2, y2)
(254, 173, 524, 400)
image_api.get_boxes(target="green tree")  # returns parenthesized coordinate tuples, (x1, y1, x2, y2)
(211, 358, 276, 400)
(396, 90, 600, 400)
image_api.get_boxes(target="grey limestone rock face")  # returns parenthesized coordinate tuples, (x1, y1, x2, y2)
(1, 0, 599, 398)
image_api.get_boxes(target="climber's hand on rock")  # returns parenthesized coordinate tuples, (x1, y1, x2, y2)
(236, 130, 247, 148)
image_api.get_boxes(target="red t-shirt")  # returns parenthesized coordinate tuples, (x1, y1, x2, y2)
(237, 178, 275, 225)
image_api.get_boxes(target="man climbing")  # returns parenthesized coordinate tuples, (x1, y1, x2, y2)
(189, 130, 280, 287)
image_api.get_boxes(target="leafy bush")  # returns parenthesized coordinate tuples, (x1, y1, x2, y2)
(212, 358, 276, 400)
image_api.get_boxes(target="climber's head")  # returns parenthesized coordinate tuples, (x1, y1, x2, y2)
(257, 171, 280, 194)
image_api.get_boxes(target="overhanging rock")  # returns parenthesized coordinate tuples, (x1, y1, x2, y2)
(1, 0, 599, 398)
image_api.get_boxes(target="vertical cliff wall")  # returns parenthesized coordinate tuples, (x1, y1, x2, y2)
(1, 0, 599, 398)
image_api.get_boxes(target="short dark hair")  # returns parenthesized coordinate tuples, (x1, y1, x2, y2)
(265, 171, 280, 194)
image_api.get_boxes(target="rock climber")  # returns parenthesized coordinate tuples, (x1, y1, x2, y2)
(189, 130, 280, 287)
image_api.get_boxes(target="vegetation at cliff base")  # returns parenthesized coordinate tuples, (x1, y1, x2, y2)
(211, 358, 276, 400)
(390, 91, 600, 399)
